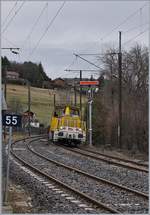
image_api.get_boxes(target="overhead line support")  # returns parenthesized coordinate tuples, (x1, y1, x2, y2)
(73, 53, 101, 69)
(118, 31, 122, 149)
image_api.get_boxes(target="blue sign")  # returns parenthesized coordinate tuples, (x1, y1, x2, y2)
(2, 114, 22, 127)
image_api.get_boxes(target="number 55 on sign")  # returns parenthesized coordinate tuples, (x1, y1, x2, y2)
(2, 114, 22, 127)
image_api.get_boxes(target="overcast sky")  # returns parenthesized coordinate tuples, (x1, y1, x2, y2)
(1, 1, 149, 79)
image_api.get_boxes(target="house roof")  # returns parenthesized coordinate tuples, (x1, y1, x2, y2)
(54, 77, 65, 81)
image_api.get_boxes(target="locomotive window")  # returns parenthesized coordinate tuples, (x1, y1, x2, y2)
(70, 109, 79, 116)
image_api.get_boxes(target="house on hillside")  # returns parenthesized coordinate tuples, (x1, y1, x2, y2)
(53, 78, 66, 88)
(63, 78, 75, 87)
(22, 110, 39, 128)
(42, 80, 54, 89)
(6, 71, 19, 80)
(30, 119, 40, 128)
(63, 78, 81, 87)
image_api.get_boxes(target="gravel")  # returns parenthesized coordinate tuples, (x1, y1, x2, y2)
(32, 140, 148, 194)
(4, 140, 107, 214)
(12, 139, 148, 214)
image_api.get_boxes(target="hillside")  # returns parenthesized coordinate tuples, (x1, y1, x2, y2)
(6, 84, 86, 126)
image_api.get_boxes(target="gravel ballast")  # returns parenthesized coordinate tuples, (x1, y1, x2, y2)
(12, 139, 148, 213)
(32, 140, 148, 194)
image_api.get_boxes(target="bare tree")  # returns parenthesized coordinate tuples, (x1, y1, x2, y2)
(93, 44, 148, 154)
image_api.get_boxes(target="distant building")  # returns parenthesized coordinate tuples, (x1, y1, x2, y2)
(6, 71, 19, 80)
(53, 78, 66, 88)
(23, 110, 35, 118)
(30, 119, 40, 128)
(22, 110, 36, 128)
(63, 78, 75, 87)
(64, 78, 96, 90)
(42, 80, 54, 89)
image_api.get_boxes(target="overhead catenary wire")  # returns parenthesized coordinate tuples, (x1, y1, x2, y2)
(2, 1, 26, 34)
(123, 22, 149, 34)
(122, 27, 149, 46)
(74, 54, 102, 70)
(67, 3, 148, 73)
(2, 37, 18, 48)
(2, 1, 18, 27)
(21, 2, 48, 51)
(65, 56, 78, 70)
(28, 1, 66, 58)
(100, 2, 148, 42)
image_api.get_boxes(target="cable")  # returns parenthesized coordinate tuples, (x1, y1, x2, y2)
(2, 1, 25, 34)
(2, 36, 18, 47)
(123, 27, 149, 46)
(74, 54, 102, 70)
(65, 56, 78, 70)
(100, 2, 148, 42)
(123, 22, 149, 34)
(2, 1, 18, 27)
(28, 1, 66, 58)
(21, 2, 48, 50)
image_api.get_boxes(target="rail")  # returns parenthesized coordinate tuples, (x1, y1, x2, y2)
(10, 136, 119, 214)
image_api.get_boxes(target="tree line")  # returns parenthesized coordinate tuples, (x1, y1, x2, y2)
(2, 56, 50, 87)
(92, 44, 148, 154)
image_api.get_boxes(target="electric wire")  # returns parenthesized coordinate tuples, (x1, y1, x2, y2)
(21, 2, 48, 51)
(100, 2, 148, 42)
(123, 22, 149, 34)
(74, 54, 103, 70)
(65, 56, 78, 70)
(68, 3, 148, 72)
(2, 1, 26, 34)
(2, 1, 18, 27)
(28, 1, 66, 58)
(123, 27, 149, 46)
(2, 37, 18, 48)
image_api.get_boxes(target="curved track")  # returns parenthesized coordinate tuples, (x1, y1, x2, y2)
(29, 141, 148, 198)
(10, 136, 148, 214)
(60, 145, 148, 173)
(81, 148, 148, 168)
(10, 136, 119, 214)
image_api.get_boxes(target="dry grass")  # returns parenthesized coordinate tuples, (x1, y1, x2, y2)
(7, 84, 53, 125)
(6, 84, 87, 126)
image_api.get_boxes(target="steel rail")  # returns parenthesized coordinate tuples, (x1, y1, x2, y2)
(81, 148, 148, 168)
(10, 137, 119, 214)
(27, 140, 148, 199)
(61, 146, 148, 173)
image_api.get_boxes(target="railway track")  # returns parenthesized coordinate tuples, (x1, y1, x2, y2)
(36, 141, 148, 194)
(10, 136, 148, 213)
(10, 136, 119, 214)
(81, 147, 148, 168)
(60, 145, 148, 173)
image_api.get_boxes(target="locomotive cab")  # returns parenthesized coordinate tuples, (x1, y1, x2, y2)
(48, 105, 86, 146)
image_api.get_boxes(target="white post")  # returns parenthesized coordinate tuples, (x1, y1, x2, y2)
(88, 88, 93, 147)
(5, 126, 12, 204)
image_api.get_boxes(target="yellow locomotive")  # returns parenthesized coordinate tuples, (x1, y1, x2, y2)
(48, 105, 86, 146)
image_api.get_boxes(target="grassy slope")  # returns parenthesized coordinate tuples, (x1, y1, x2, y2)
(7, 84, 87, 126)
(7, 84, 53, 126)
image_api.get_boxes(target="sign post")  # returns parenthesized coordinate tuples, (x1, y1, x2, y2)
(2, 114, 22, 204)
(80, 81, 99, 147)
(4, 126, 12, 204)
